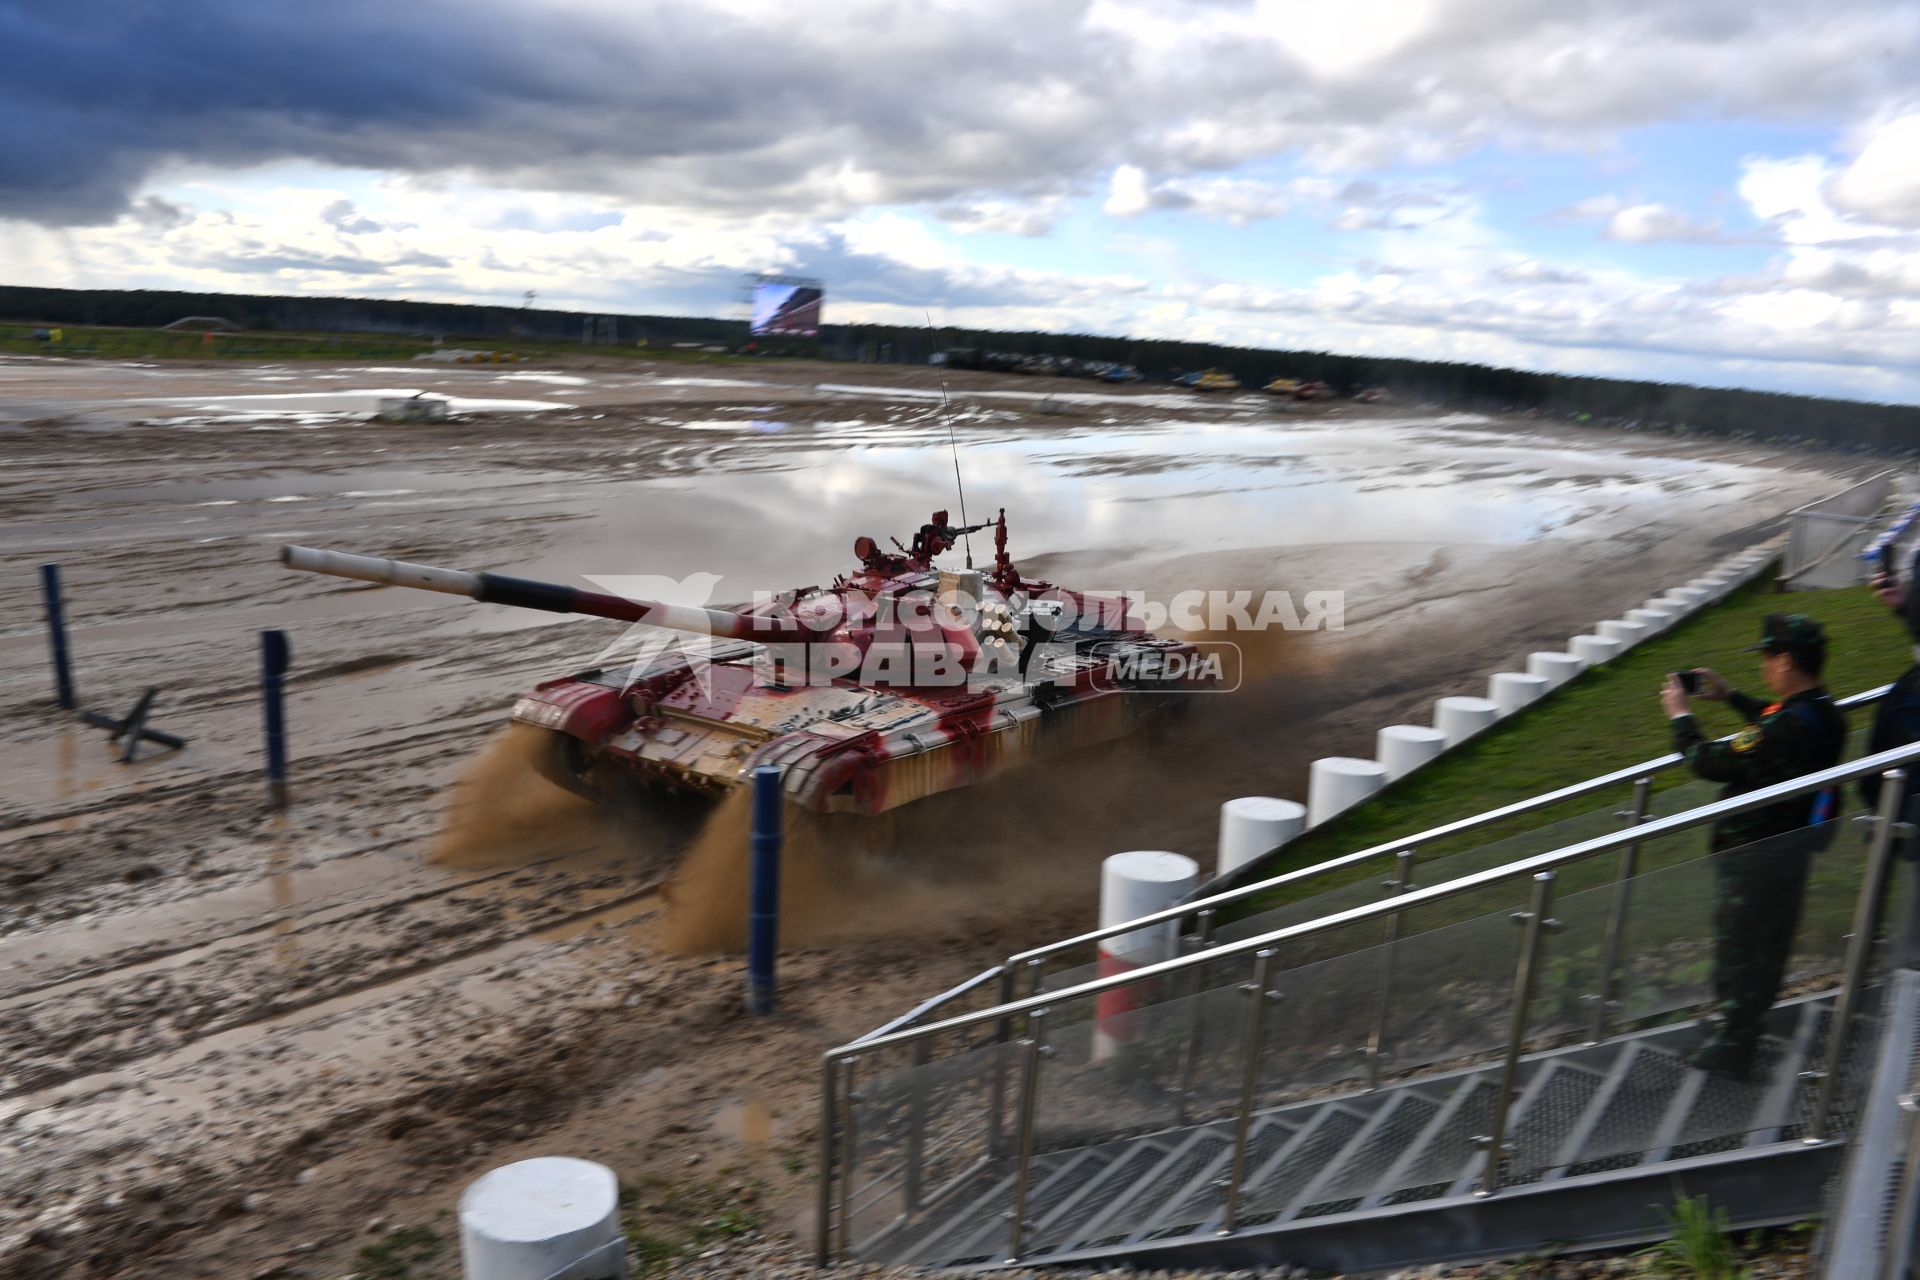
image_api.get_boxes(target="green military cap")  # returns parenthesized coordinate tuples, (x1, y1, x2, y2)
(1745, 612, 1827, 653)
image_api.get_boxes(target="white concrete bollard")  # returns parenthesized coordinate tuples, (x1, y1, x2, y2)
(1665, 587, 1707, 607)
(1377, 725, 1449, 782)
(1216, 797, 1306, 877)
(459, 1157, 623, 1280)
(1435, 695, 1500, 746)
(1094, 851, 1200, 1061)
(1526, 651, 1586, 690)
(1570, 633, 1625, 665)
(1599, 619, 1651, 646)
(1307, 757, 1389, 828)
(1627, 607, 1675, 632)
(1489, 672, 1550, 716)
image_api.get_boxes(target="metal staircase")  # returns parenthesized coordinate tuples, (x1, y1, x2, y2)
(816, 738, 1920, 1273)
(859, 995, 1854, 1273)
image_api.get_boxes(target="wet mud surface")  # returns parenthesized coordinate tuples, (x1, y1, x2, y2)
(0, 353, 1858, 1277)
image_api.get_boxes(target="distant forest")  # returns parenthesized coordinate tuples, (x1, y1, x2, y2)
(4, 284, 1916, 453)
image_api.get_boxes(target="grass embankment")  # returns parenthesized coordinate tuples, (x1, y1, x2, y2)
(0, 322, 765, 365)
(1233, 570, 1913, 919)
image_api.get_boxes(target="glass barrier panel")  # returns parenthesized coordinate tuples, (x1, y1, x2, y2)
(1035, 979, 1252, 1152)
(1365, 895, 1529, 1086)
(844, 1035, 1018, 1256)
(1212, 877, 1382, 948)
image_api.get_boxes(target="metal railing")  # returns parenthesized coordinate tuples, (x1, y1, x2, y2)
(1784, 471, 1896, 589)
(817, 739, 1920, 1265)
(869, 684, 1893, 1043)
(1774, 470, 1896, 591)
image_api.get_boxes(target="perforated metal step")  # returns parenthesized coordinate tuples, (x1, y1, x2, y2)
(868, 992, 1857, 1274)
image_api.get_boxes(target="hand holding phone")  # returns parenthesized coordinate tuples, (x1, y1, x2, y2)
(1673, 670, 1701, 695)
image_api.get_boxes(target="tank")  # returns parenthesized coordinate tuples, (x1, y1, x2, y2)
(279, 510, 1218, 815)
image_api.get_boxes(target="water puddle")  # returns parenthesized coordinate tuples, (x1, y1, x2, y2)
(497, 414, 1769, 594)
(494, 372, 591, 387)
(813, 382, 1261, 411)
(115, 389, 571, 419)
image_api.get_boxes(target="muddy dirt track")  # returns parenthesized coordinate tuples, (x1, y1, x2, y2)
(0, 353, 1860, 1278)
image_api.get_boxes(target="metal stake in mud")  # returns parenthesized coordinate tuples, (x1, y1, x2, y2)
(40, 563, 75, 710)
(748, 765, 783, 1015)
(260, 629, 292, 809)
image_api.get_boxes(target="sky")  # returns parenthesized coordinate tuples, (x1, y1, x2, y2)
(2, 0, 1919, 403)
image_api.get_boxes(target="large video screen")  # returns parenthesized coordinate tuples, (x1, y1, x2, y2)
(750, 281, 823, 336)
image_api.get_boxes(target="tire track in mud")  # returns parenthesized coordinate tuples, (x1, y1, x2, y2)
(0, 835, 622, 1005)
(0, 718, 498, 835)
(0, 872, 666, 1106)
(1, 889, 717, 1280)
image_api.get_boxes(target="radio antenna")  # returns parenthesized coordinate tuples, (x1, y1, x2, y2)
(927, 309, 972, 568)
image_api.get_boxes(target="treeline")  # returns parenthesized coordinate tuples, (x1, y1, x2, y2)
(842, 323, 1920, 453)
(848, 322, 1920, 452)
(5, 285, 1916, 452)
(0, 284, 744, 348)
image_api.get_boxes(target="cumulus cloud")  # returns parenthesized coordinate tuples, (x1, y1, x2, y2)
(1604, 203, 1727, 243)
(1103, 165, 1156, 218)
(1495, 260, 1589, 285)
(3, 0, 1917, 226)
(321, 200, 383, 235)
(1102, 167, 1299, 224)
(932, 197, 1064, 236)
(1827, 112, 1920, 227)
(1548, 194, 1626, 223)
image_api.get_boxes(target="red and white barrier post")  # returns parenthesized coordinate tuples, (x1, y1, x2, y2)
(1094, 851, 1200, 1064)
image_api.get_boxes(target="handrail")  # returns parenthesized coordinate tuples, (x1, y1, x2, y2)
(1003, 683, 1893, 971)
(848, 965, 1005, 1046)
(833, 736, 1920, 1059)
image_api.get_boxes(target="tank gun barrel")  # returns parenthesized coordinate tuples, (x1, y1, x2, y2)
(279, 545, 791, 640)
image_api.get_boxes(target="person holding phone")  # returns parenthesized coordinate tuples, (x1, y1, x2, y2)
(1865, 551, 1920, 970)
(1661, 613, 1846, 1079)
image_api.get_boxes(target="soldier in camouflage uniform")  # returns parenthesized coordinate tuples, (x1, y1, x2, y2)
(1664, 613, 1846, 1079)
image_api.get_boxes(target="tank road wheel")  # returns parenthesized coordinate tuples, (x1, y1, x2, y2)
(529, 730, 606, 804)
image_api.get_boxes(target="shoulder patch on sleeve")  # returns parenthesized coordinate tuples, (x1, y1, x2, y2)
(1731, 726, 1762, 753)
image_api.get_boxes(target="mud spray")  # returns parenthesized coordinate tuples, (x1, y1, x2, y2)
(431, 724, 626, 868)
(437, 620, 1343, 955)
(660, 620, 1347, 954)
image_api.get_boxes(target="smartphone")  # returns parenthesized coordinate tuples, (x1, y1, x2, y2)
(1674, 670, 1701, 695)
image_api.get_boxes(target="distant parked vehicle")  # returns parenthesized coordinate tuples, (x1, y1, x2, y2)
(1191, 368, 1240, 392)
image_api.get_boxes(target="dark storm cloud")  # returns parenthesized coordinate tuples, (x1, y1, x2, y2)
(0, 0, 1132, 225)
(2, 0, 1913, 227)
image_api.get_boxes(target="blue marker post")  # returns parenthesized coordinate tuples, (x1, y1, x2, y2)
(747, 764, 784, 1015)
(260, 629, 292, 809)
(40, 564, 75, 710)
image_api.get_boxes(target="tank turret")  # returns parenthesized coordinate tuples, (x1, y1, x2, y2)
(278, 511, 1212, 815)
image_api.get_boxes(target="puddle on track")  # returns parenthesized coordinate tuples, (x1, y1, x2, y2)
(506, 414, 1805, 594)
